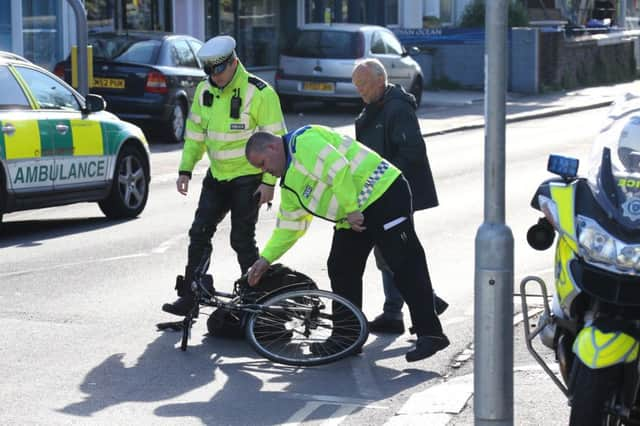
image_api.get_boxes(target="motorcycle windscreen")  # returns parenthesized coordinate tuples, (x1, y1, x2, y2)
(587, 93, 640, 231)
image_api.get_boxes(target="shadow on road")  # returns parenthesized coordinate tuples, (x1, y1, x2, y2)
(59, 329, 442, 424)
(0, 217, 130, 248)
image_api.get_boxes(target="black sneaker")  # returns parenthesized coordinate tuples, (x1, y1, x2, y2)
(434, 295, 449, 316)
(405, 334, 450, 362)
(162, 295, 196, 317)
(368, 315, 405, 334)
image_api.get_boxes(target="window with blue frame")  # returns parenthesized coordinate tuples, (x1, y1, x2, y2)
(0, 1, 11, 52)
(22, 0, 62, 71)
(205, 0, 282, 68)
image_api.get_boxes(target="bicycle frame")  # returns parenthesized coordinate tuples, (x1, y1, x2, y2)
(180, 277, 321, 351)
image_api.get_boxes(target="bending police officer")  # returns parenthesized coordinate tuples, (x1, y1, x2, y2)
(163, 35, 286, 316)
(245, 125, 450, 362)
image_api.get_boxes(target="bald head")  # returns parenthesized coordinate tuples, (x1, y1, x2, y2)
(352, 59, 388, 104)
(246, 131, 286, 177)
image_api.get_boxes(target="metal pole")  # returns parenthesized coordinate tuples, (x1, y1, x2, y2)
(66, 0, 88, 96)
(619, 0, 628, 28)
(474, 0, 514, 425)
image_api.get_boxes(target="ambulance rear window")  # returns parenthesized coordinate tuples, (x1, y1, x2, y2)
(0, 66, 30, 110)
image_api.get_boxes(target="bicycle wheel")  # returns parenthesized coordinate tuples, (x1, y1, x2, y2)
(245, 289, 368, 366)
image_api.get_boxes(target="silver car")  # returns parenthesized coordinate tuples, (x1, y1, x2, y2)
(275, 23, 424, 110)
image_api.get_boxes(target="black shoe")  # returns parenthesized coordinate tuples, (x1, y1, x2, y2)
(405, 334, 450, 362)
(435, 295, 449, 316)
(368, 315, 405, 334)
(162, 294, 196, 317)
(309, 337, 363, 356)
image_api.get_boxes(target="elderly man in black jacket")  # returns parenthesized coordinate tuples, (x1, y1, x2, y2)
(352, 58, 447, 334)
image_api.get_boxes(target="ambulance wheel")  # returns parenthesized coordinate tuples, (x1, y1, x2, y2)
(99, 145, 149, 219)
(166, 100, 187, 144)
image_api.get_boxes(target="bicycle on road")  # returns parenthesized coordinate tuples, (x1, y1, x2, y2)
(158, 256, 369, 367)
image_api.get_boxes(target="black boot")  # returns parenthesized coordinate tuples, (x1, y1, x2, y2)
(405, 334, 450, 362)
(162, 275, 196, 317)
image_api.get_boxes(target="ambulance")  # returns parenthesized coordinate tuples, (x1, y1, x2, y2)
(0, 51, 151, 225)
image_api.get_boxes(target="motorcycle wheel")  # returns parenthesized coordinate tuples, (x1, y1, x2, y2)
(569, 360, 625, 426)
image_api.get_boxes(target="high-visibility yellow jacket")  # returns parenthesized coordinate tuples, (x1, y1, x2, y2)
(261, 125, 401, 263)
(179, 62, 285, 184)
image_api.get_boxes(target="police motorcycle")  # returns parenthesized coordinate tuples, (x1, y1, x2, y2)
(521, 92, 640, 425)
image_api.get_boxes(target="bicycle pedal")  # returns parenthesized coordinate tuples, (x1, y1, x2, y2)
(156, 320, 196, 332)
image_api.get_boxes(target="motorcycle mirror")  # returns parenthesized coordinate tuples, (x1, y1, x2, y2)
(527, 218, 555, 251)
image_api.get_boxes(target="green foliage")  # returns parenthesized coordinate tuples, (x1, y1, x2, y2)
(422, 16, 442, 28)
(459, 0, 529, 28)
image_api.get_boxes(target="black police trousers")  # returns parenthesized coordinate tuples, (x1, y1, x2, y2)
(186, 170, 261, 279)
(327, 176, 443, 337)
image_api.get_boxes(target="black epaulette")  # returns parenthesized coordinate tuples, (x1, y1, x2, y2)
(248, 76, 267, 90)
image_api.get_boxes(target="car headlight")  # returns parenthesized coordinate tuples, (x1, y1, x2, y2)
(577, 215, 640, 272)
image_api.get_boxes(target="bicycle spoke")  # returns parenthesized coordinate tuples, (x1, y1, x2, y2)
(247, 289, 368, 366)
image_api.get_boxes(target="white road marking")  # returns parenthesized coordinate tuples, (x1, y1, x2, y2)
(284, 392, 387, 408)
(351, 353, 383, 399)
(397, 374, 473, 415)
(280, 392, 386, 426)
(0, 253, 149, 278)
(385, 413, 452, 426)
(320, 405, 360, 426)
(514, 363, 560, 373)
(3, 233, 186, 278)
(281, 401, 323, 426)
(152, 233, 185, 254)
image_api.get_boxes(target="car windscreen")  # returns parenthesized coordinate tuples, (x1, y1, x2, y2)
(0, 65, 30, 110)
(89, 35, 161, 64)
(283, 30, 360, 59)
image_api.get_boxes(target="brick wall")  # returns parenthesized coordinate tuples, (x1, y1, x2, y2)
(539, 32, 636, 90)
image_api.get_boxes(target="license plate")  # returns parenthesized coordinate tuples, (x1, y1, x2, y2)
(303, 81, 334, 92)
(93, 77, 125, 89)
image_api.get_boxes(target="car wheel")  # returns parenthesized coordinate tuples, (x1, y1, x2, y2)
(166, 100, 187, 144)
(409, 76, 423, 107)
(98, 145, 149, 219)
(280, 95, 294, 113)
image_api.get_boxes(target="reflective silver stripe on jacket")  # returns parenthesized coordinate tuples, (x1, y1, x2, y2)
(350, 149, 368, 173)
(188, 112, 202, 124)
(357, 161, 390, 207)
(207, 129, 255, 142)
(276, 218, 309, 231)
(307, 180, 327, 211)
(326, 158, 347, 184)
(260, 122, 286, 133)
(209, 147, 246, 160)
(314, 145, 334, 177)
(339, 135, 354, 153)
(279, 208, 308, 220)
(185, 129, 205, 141)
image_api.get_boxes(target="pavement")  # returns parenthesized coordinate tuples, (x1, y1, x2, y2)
(285, 80, 638, 141)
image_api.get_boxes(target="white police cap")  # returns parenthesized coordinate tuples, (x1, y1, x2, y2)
(198, 35, 236, 65)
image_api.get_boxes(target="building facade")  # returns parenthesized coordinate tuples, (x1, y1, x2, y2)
(1, 0, 474, 72)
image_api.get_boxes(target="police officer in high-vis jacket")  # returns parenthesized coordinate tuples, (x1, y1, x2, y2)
(244, 125, 449, 363)
(162, 35, 286, 316)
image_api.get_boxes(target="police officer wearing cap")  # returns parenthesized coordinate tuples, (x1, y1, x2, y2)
(162, 35, 287, 316)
